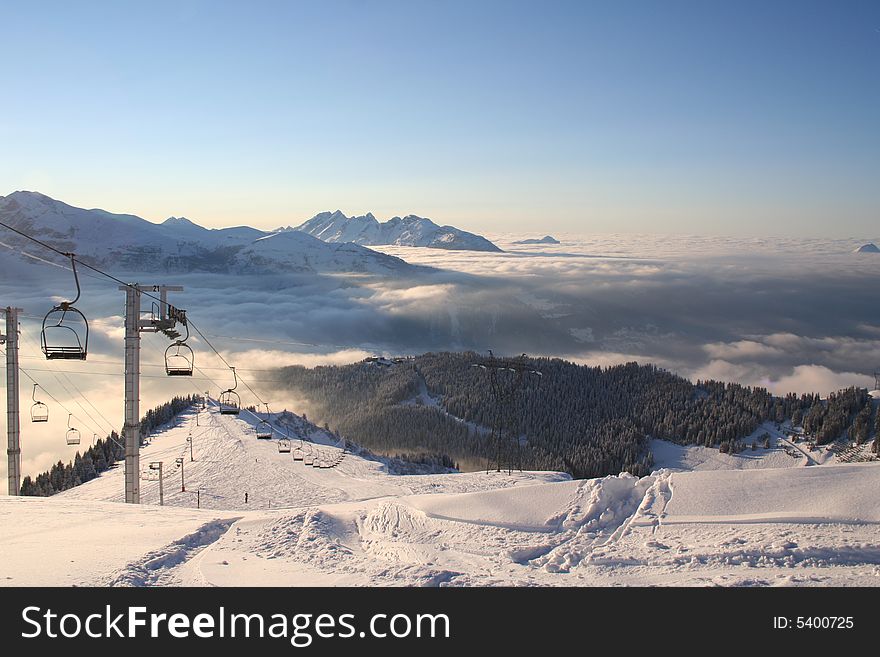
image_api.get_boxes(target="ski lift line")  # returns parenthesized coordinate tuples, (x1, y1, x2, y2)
(39, 367, 113, 436)
(0, 219, 173, 309)
(14, 365, 113, 437)
(2, 367, 285, 382)
(2, 220, 281, 404)
(17, 351, 112, 437)
(54, 368, 117, 434)
(28, 327, 116, 434)
(2, 347, 104, 438)
(16, 355, 278, 373)
(18, 328, 116, 434)
(185, 322, 280, 414)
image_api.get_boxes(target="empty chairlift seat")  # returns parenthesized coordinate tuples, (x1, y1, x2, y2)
(41, 255, 89, 361)
(219, 390, 240, 415)
(41, 307, 89, 360)
(165, 342, 194, 376)
(219, 367, 241, 415)
(256, 421, 273, 439)
(30, 384, 49, 423)
(65, 414, 80, 446)
(256, 404, 273, 439)
(277, 439, 291, 453)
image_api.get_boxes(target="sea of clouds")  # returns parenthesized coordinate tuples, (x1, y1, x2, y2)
(2, 231, 879, 476)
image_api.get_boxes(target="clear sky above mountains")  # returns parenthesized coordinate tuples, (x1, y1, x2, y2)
(1, 0, 878, 236)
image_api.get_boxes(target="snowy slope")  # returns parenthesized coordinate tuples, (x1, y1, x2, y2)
(3, 401, 879, 587)
(291, 210, 502, 252)
(0, 191, 413, 275)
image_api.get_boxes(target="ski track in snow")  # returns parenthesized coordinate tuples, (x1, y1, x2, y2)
(4, 405, 880, 587)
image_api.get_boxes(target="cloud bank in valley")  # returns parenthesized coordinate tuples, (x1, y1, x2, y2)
(2, 232, 880, 476)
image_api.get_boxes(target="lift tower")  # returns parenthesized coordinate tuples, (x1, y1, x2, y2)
(120, 285, 183, 504)
(2, 307, 22, 496)
(470, 352, 543, 474)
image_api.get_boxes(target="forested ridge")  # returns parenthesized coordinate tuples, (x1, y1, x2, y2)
(276, 352, 878, 478)
(20, 395, 199, 496)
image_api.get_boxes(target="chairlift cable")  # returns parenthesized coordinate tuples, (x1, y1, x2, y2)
(19, 328, 116, 434)
(2, 220, 293, 413)
(1, 346, 104, 438)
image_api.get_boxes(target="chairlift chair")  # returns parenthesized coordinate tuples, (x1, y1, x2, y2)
(256, 421, 272, 439)
(303, 449, 314, 466)
(219, 390, 240, 415)
(219, 367, 241, 415)
(41, 255, 89, 360)
(165, 342, 194, 376)
(165, 322, 194, 376)
(292, 445, 304, 461)
(255, 404, 272, 439)
(277, 439, 291, 453)
(65, 414, 81, 446)
(30, 384, 49, 423)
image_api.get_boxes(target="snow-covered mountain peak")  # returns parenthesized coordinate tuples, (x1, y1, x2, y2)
(0, 191, 416, 276)
(295, 210, 501, 252)
(162, 216, 198, 227)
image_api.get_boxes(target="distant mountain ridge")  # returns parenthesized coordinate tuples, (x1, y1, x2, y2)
(514, 235, 560, 245)
(0, 191, 414, 276)
(288, 210, 502, 252)
(855, 243, 880, 253)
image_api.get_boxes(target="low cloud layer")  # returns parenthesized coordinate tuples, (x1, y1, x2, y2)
(2, 232, 879, 478)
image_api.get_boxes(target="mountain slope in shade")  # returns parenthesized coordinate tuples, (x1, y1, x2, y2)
(0, 191, 414, 275)
(291, 210, 502, 252)
(854, 242, 880, 253)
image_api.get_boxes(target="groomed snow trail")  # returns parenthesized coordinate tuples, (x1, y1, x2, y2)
(6, 404, 880, 587)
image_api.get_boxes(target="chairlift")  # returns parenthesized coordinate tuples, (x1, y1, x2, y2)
(277, 439, 291, 453)
(256, 403, 272, 439)
(41, 255, 89, 360)
(165, 322, 193, 376)
(303, 449, 314, 466)
(65, 414, 81, 446)
(30, 384, 49, 423)
(292, 444, 304, 461)
(219, 367, 241, 415)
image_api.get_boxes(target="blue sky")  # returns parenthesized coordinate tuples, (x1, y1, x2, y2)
(1, 0, 878, 235)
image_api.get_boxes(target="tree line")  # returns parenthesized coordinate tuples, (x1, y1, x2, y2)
(275, 352, 878, 479)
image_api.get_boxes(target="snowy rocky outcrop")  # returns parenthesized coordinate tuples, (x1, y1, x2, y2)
(0, 191, 413, 275)
(289, 210, 502, 252)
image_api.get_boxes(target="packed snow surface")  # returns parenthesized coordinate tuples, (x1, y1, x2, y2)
(2, 404, 879, 587)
